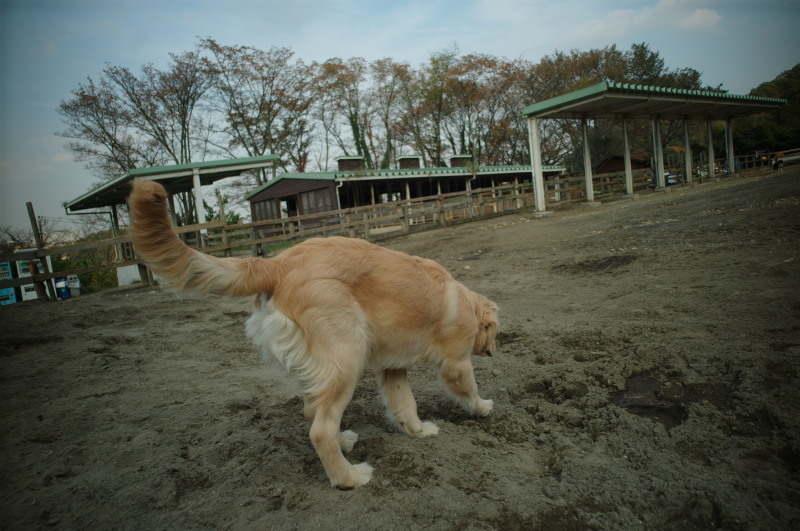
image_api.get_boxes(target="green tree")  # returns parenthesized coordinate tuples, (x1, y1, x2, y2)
(203, 194, 243, 225)
(524, 43, 706, 170)
(736, 64, 800, 152)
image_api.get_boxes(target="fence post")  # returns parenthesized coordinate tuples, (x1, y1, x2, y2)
(363, 211, 371, 240)
(250, 227, 261, 257)
(136, 262, 152, 285)
(26, 202, 56, 301)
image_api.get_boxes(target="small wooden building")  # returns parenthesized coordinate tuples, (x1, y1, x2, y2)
(594, 154, 650, 174)
(247, 156, 564, 222)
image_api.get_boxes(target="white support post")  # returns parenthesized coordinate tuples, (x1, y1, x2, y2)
(622, 118, 633, 195)
(725, 118, 735, 175)
(193, 169, 207, 225)
(582, 117, 595, 203)
(526, 117, 547, 212)
(167, 191, 178, 227)
(654, 119, 666, 189)
(111, 205, 121, 261)
(683, 119, 693, 183)
(707, 119, 716, 181)
(193, 169, 207, 246)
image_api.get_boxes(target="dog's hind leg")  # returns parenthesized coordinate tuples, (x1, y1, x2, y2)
(308, 369, 373, 489)
(304, 394, 358, 453)
(441, 358, 493, 417)
(290, 281, 373, 487)
(377, 369, 439, 437)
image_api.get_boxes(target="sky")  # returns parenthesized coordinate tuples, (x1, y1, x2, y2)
(0, 0, 798, 233)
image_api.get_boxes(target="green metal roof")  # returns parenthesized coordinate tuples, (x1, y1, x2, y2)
(66, 154, 280, 212)
(128, 154, 279, 177)
(245, 164, 564, 199)
(245, 172, 339, 199)
(522, 81, 786, 120)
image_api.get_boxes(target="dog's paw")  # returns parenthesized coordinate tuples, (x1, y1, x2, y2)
(338, 430, 358, 453)
(352, 462, 374, 484)
(475, 398, 493, 417)
(335, 462, 374, 490)
(416, 421, 439, 437)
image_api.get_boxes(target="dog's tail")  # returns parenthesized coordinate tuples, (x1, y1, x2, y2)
(127, 180, 281, 297)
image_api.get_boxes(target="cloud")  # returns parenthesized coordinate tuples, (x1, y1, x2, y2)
(564, 0, 722, 46)
(678, 7, 722, 29)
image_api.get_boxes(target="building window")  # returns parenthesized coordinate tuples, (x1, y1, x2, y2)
(253, 200, 280, 221)
(299, 189, 332, 214)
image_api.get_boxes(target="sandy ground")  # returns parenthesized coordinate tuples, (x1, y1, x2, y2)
(2, 170, 799, 530)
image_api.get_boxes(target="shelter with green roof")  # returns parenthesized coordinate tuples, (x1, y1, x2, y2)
(64, 154, 280, 285)
(65, 154, 281, 227)
(245, 155, 564, 222)
(523, 81, 786, 211)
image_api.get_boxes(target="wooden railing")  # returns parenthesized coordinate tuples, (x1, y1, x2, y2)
(541, 168, 655, 205)
(205, 182, 536, 256)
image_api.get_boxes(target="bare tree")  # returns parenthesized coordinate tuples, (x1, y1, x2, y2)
(103, 51, 213, 167)
(369, 58, 410, 168)
(201, 39, 316, 181)
(59, 49, 214, 223)
(317, 57, 376, 168)
(395, 48, 459, 168)
(0, 217, 58, 251)
(57, 77, 159, 184)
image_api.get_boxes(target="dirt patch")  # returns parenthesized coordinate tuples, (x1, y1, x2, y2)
(553, 254, 638, 274)
(1, 171, 799, 529)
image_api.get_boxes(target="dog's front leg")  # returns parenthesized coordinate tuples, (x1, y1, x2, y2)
(377, 369, 439, 437)
(441, 359, 493, 416)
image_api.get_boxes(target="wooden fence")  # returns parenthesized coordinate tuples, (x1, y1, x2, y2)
(204, 182, 536, 257)
(1, 152, 791, 301)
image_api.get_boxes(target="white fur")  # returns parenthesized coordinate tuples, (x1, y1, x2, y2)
(245, 297, 307, 369)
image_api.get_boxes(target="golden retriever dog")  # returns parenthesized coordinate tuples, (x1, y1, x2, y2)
(127, 181, 498, 489)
